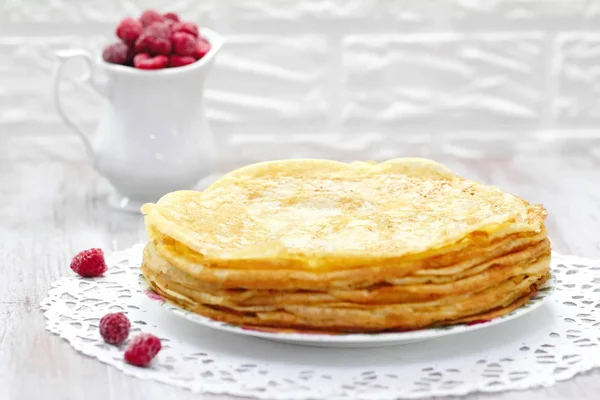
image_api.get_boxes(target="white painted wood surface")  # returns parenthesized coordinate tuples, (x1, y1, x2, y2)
(2, 134, 599, 400)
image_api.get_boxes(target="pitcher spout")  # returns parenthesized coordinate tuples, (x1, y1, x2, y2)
(195, 28, 224, 66)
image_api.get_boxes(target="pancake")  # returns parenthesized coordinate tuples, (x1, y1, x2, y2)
(146, 229, 549, 290)
(143, 257, 549, 332)
(141, 158, 550, 333)
(142, 245, 549, 308)
(142, 158, 545, 270)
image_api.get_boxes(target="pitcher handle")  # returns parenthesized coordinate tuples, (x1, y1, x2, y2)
(53, 50, 104, 159)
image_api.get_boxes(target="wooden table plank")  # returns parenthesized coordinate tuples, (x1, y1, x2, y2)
(2, 134, 599, 399)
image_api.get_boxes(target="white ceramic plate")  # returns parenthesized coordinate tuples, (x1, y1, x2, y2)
(138, 273, 554, 348)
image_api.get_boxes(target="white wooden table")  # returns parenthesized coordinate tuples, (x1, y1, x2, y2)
(2, 134, 599, 399)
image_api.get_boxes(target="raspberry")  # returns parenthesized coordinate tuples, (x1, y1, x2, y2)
(171, 21, 199, 38)
(168, 55, 196, 68)
(70, 248, 107, 277)
(192, 37, 211, 59)
(134, 54, 168, 70)
(139, 10, 163, 28)
(124, 333, 162, 367)
(163, 12, 180, 22)
(146, 21, 172, 38)
(135, 22, 172, 55)
(99, 313, 130, 345)
(171, 32, 197, 56)
(116, 17, 142, 44)
(102, 42, 132, 65)
(134, 34, 171, 55)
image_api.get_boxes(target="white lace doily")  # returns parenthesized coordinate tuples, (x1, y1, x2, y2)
(40, 244, 600, 399)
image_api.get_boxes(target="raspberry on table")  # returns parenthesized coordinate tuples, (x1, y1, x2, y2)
(163, 12, 180, 22)
(124, 333, 162, 367)
(102, 42, 132, 65)
(168, 55, 196, 68)
(171, 32, 197, 56)
(134, 54, 168, 70)
(193, 37, 211, 60)
(99, 313, 130, 345)
(171, 21, 199, 38)
(140, 10, 163, 28)
(70, 248, 107, 277)
(116, 17, 142, 44)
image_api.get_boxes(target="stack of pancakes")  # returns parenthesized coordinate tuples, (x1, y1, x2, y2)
(141, 158, 550, 333)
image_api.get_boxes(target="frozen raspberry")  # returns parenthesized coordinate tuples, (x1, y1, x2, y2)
(140, 10, 163, 28)
(171, 21, 199, 38)
(70, 248, 107, 277)
(168, 55, 196, 68)
(171, 32, 197, 56)
(134, 54, 168, 70)
(102, 42, 132, 65)
(116, 17, 142, 44)
(135, 22, 172, 55)
(134, 34, 171, 55)
(163, 12, 180, 22)
(124, 333, 162, 367)
(99, 312, 130, 345)
(163, 19, 175, 28)
(146, 21, 172, 38)
(192, 37, 211, 59)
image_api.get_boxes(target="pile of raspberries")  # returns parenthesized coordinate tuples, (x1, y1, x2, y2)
(102, 10, 211, 70)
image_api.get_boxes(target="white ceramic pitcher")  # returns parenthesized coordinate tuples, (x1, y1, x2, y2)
(53, 28, 223, 212)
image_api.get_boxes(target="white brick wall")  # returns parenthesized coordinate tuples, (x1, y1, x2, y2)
(342, 34, 544, 126)
(2, 0, 600, 163)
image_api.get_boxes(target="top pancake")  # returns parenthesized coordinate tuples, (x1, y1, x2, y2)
(142, 158, 546, 270)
